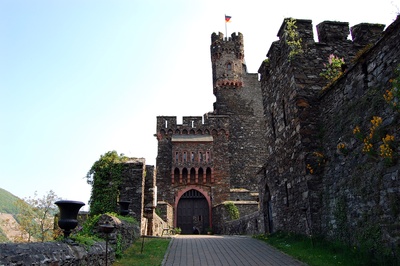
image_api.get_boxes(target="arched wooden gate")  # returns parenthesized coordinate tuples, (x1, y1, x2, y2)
(177, 189, 209, 234)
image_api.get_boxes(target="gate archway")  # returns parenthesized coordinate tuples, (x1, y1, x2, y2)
(177, 189, 210, 234)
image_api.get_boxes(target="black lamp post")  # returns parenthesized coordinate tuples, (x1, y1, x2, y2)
(100, 224, 114, 266)
(55, 200, 85, 239)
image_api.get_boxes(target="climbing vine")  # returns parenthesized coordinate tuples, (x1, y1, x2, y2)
(284, 18, 303, 61)
(224, 201, 240, 220)
(86, 151, 129, 215)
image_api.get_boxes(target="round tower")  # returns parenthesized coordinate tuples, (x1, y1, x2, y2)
(210, 32, 244, 94)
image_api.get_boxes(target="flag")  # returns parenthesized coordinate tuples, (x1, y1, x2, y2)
(225, 15, 231, 23)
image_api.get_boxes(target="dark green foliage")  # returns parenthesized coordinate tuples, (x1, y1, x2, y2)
(224, 201, 240, 220)
(86, 151, 129, 215)
(254, 231, 399, 266)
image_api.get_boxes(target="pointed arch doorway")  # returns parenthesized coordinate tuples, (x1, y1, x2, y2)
(177, 189, 210, 234)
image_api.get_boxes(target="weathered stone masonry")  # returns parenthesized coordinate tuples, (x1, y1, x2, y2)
(156, 32, 267, 234)
(258, 15, 399, 248)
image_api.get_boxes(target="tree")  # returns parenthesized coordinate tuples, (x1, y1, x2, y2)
(14, 190, 60, 242)
(86, 151, 129, 215)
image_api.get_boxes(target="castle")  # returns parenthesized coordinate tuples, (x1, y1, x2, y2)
(7, 14, 399, 266)
(146, 15, 399, 248)
(155, 31, 267, 234)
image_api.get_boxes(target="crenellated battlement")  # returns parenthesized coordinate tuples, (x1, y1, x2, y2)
(211, 32, 244, 61)
(274, 17, 385, 51)
(211, 32, 243, 43)
(350, 22, 385, 46)
(262, 17, 386, 86)
(156, 115, 230, 139)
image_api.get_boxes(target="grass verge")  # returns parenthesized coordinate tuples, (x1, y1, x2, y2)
(254, 232, 398, 266)
(113, 237, 170, 266)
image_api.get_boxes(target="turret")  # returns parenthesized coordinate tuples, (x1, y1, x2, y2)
(210, 32, 245, 94)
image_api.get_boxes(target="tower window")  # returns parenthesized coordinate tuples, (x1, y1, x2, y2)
(227, 63, 232, 71)
(183, 152, 187, 163)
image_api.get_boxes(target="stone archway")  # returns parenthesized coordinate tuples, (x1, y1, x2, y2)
(176, 189, 210, 234)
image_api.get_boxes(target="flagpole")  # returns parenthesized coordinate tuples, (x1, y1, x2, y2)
(225, 14, 227, 38)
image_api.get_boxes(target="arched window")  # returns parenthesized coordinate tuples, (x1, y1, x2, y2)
(199, 152, 203, 162)
(190, 168, 196, 184)
(182, 168, 188, 184)
(198, 167, 204, 183)
(174, 168, 180, 184)
(183, 152, 187, 163)
(227, 62, 232, 71)
(175, 152, 179, 163)
(206, 167, 212, 183)
(191, 152, 195, 162)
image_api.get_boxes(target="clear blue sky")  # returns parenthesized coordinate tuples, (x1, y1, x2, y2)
(0, 0, 398, 210)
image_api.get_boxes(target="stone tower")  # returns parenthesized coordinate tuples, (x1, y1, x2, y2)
(210, 32, 267, 192)
(211, 32, 244, 102)
(155, 32, 267, 234)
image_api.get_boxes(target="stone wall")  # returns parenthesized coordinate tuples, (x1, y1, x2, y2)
(317, 16, 400, 246)
(258, 15, 400, 250)
(212, 202, 260, 234)
(0, 241, 112, 266)
(0, 214, 140, 266)
(120, 159, 146, 229)
(219, 211, 263, 235)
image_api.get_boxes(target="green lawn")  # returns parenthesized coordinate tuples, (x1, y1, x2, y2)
(113, 237, 170, 266)
(254, 232, 398, 266)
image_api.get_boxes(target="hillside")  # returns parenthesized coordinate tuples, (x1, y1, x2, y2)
(0, 188, 20, 214)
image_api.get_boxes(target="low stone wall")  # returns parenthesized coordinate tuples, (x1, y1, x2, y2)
(0, 241, 112, 266)
(212, 201, 260, 234)
(219, 211, 263, 235)
(0, 214, 140, 266)
(152, 213, 170, 236)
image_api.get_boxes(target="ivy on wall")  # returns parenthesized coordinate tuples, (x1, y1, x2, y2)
(86, 151, 129, 215)
(284, 18, 303, 61)
(224, 202, 240, 220)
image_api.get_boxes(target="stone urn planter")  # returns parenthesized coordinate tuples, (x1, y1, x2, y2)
(55, 200, 85, 238)
(118, 201, 130, 216)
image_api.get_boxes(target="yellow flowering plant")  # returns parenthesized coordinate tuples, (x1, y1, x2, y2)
(379, 134, 395, 165)
(337, 142, 348, 155)
(306, 152, 326, 175)
(384, 64, 400, 112)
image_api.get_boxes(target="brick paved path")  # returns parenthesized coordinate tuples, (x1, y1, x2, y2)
(162, 235, 305, 266)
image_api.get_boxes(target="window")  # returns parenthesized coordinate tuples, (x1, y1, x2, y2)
(183, 152, 187, 163)
(175, 152, 179, 163)
(206, 151, 211, 162)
